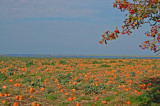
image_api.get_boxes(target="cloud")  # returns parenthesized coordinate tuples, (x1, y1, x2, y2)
(0, 0, 101, 19)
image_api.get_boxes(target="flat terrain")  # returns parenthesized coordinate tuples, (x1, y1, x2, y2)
(0, 57, 159, 106)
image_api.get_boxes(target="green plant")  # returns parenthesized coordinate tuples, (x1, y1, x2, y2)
(47, 94, 57, 100)
(105, 95, 115, 101)
(130, 71, 136, 77)
(30, 79, 42, 87)
(59, 60, 67, 65)
(56, 73, 72, 85)
(110, 60, 116, 63)
(100, 64, 111, 68)
(26, 61, 34, 67)
(0, 72, 8, 81)
(46, 88, 54, 95)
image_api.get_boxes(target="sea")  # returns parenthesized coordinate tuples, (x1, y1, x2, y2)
(0, 54, 160, 59)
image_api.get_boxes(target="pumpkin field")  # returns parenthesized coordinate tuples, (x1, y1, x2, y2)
(0, 57, 159, 106)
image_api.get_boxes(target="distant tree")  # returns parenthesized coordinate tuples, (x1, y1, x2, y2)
(100, 0, 160, 54)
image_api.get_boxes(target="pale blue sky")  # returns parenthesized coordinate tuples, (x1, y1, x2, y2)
(0, 0, 155, 55)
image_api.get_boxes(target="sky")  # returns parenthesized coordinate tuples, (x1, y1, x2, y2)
(0, 0, 155, 56)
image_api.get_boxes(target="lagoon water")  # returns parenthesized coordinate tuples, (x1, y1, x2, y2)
(0, 54, 160, 59)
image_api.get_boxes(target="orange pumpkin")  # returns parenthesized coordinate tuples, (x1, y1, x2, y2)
(61, 89, 64, 92)
(68, 97, 73, 101)
(126, 101, 131, 104)
(13, 102, 19, 106)
(58, 86, 61, 89)
(73, 96, 76, 99)
(4, 94, 8, 97)
(65, 92, 69, 95)
(41, 87, 45, 91)
(30, 88, 34, 93)
(102, 90, 106, 93)
(19, 95, 23, 100)
(76, 102, 80, 106)
(2, 100, 6, 103)
(26, 89, 28, 92)
(36, 103, 40, 106)
(102, 101, 107, 104)
(32, 102, 37, 106)
(3, 86, 7, 89)
(18, 83, 21, 87)
(30, 95, 33, 98)
(15, 96, 19, 99)
(7, 93, 11, 96)
(95, 96, 98, 100)
(72, 89, 76, 92)
(115, 92, 118, 95)
(0, 93, 3, 96)
(73, 82, 77, 85)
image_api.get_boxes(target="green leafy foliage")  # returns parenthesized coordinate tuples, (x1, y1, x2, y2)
(100, 64, 111, 68)
(0, 72, 8, 81)
(56, 73, 72, 84)
(59, 60, 67, 65)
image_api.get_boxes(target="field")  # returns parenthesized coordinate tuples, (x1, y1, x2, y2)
(0, 57, 159, 106)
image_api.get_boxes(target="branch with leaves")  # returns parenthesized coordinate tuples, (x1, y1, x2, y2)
(100, 0, 160, 55)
